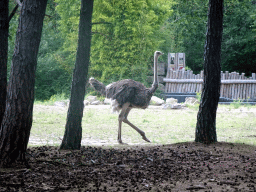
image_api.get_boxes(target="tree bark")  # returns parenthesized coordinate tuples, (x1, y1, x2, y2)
(60, 0, 94, 150)
(0, 0, 9, 126)
(0, 0, 47, 167)
(195, 0, 223, 144)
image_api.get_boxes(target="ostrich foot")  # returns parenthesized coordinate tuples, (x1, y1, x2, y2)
(118, 140, 128, 145)
(142, 135, 151, 142)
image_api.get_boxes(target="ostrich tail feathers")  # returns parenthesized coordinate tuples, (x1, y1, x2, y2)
(89, 77, 106, 95)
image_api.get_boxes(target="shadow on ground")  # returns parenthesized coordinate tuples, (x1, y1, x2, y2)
(0, 142, 255, 191)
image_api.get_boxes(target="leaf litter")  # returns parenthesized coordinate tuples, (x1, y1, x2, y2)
(0, 142, 256, 191)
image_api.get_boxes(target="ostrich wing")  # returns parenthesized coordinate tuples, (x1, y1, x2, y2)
(108, 84, 135, 107)
(113, 85, 136, 106)
(106, 79, 151, 109)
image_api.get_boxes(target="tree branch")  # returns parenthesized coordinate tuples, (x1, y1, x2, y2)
(8, 4, 19, 23)
(8, 0, 24, 23)
(92, 22, 112, 25)
(15, 0, 22, 7)
(91, 31, 111, 40)
(45, 14, 53, 18)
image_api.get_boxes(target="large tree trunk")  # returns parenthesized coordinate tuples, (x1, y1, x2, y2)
(0, 0, 47, 167)
(195, 0, 223, 144)
(60, 0, 94, 150)
(0, 0, 9, 126)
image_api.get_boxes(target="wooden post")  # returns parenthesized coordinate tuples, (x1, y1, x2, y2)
(167, 52, 171, 71)
(237, 73, 242, 99)
(173, 71, 177, 92)
(174, 53, 179, 71)
(224, 71, 229, 98)
(252, 73, 256, 99)
(246, 75, 249, 99)
(181, 69, 185, 93)
(248, 77, 252, 99)
(242, 73, 245, 99)
(184, 70, 188, 92)
(233, 72, 236, 99)
(168, 70, 172, 93)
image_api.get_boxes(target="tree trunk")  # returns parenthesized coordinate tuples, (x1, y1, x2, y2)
(195, 0, 223, 144)
(0, 0, 47, 167)
(60, 0, 94, 150)
(0, 0, 9, 126)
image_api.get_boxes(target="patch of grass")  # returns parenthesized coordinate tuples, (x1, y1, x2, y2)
(186, 103, 200, 110)
(221, 102, 256, 111)
(31, 105, 67, 146)
(230, 99, 242, 109)
(195, 92, 201, 102)
(30, 104, 256, 147)
(98, 96, 106, 102)
(35, 93, 68, 106)
(244, 99, 253, 110)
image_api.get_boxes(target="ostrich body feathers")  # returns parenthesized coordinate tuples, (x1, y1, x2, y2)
(89, 78, 153, 112)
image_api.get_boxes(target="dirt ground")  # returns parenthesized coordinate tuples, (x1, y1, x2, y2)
(0, 142, 255, 191)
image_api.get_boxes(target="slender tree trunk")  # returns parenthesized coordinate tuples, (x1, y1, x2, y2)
(0, 0, 9, 126)
(0, 0, 47, 167)
(60, 0, 94, 150)
(195, 0, 223, 144)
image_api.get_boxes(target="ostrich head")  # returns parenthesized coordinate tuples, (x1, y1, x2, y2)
(154, 51, 164, 57)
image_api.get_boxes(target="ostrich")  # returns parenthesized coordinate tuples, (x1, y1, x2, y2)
(89, 51, 163, 144)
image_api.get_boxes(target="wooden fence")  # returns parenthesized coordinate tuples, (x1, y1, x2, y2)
(164, 69, 256, 100)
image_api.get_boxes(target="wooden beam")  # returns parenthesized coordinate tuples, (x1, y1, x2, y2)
(163, 78, 256, 84)
(163, 79, 203, 83)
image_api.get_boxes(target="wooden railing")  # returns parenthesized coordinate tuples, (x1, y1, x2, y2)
(164, 70, 256, 100)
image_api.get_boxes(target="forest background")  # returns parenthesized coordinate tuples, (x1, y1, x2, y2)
(7, 0, 256, 101)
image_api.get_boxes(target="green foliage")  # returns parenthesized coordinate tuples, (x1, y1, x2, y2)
(7, 0, 72, 100)
(7, 1, 20, 77)
(230, 99, 242, 109)
(35, 93, 68, 106)
(196, 92, 201, 102)
(91, 0, 173, 84)
(7, 0, 255, 101)
(168, 0, 256, 75)
(166, 0, 208, 73)
(221, 0, 256, 76)
(54, 0, 80, 72)
(153, 89, 164, 99)
(49, 92, 67, 101)
(55, 0, 173, 85)
(97, 96, 105, 102)
(35, 0, 72, 100)
(35, 54, 71, 100)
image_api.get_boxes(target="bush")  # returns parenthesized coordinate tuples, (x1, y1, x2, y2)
(35, 54, 72, 100)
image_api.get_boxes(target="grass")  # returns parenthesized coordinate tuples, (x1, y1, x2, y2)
(29, 102, 256, 147)
(34, 93, 68, 106)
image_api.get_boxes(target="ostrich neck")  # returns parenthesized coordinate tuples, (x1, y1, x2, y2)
(150, 54, 159, 94)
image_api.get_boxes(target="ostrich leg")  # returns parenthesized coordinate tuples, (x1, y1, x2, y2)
(123, 108, 151, 143)
(118, 103, 130, 144)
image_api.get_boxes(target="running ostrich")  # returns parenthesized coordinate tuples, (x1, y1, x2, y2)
(89, 51, 163, 144)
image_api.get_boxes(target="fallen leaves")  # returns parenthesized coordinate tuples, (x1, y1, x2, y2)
(0, 142, 255, 191)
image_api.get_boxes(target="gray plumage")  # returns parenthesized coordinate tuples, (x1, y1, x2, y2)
(89, 79, 153, 111)
(89, 51, 163, 144)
